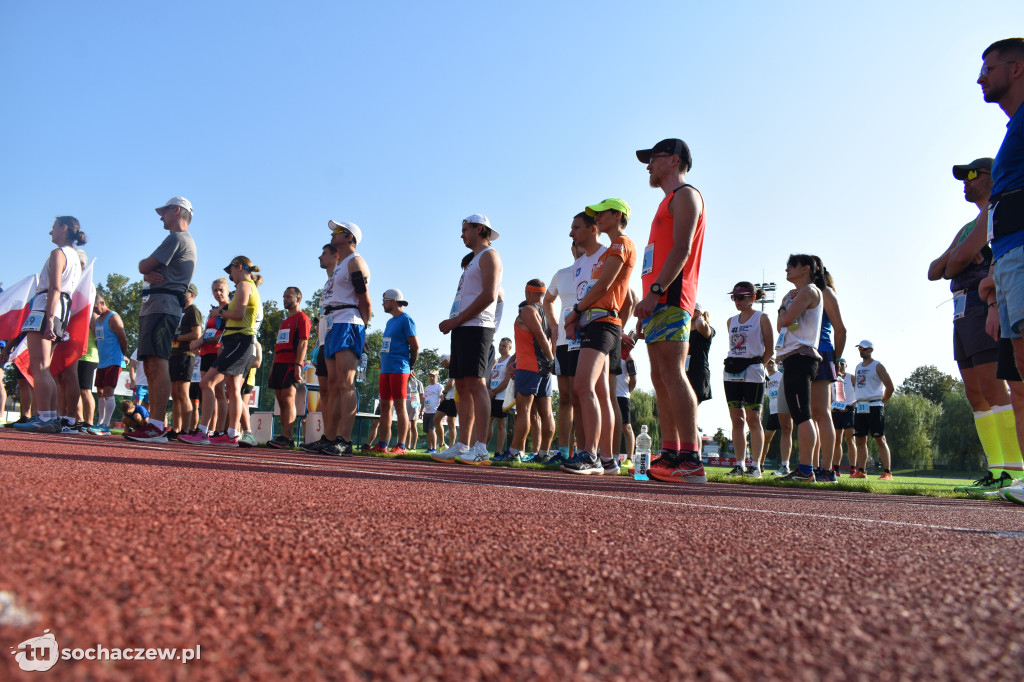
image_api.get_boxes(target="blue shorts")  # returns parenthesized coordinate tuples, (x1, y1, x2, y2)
(994, 245, 1024, 338)
(642, 305, 691, 344)
(133, 386, 149, 405)
(326, 322, 365, 359)
(514, 368, 553, 397)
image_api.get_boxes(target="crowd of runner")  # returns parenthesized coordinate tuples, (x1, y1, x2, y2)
(3, 38, 1024, 504)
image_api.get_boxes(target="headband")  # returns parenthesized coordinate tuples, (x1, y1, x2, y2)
(525, 285, 546, 294)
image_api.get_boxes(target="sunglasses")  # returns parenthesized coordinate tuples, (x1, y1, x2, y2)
(731, 293, 753, 301)
(966, 169, 990, 181)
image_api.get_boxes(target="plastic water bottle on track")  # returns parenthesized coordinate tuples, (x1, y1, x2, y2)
(634, 425, 651, 481)
(356, 352, 368, 383)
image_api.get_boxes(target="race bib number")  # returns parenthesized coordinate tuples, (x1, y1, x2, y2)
(563, 309, 580, 350)
(952, 290, 966, 321)
(449, 299, 461, 319)
(95, 326, 105, 340)
(22, 312, 44, 332)
(203, 328, 218, 342)
(326, 316, 334, 332)
(856, 402, 870, 414)
(641, 243, 654, 276)
(277, 328, 290, 345)
(191, 362, 202, 382)
(725, 371, 745, 382)
(775, 328, 787, 349)
(832, 401, 846, 411)
(142, 285, 150, 303)
(381, 336, 392, 353)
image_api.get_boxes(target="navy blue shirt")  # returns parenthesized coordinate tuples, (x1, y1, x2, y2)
(992, 105, 1024, 260)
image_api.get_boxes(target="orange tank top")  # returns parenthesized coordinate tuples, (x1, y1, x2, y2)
(641, 184, 705, 313)
(587, 235, 636, 327)
(513, 303, 549, 372)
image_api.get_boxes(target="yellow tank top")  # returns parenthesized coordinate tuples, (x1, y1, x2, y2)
(225, 281, 261, 337)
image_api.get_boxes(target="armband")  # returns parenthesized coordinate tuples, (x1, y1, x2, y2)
(352, 271, 368, 294)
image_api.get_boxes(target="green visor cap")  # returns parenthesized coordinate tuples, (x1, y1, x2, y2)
(584, 198, 631, 221)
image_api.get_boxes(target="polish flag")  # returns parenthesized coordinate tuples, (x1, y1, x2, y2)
(13, 260, 96, 384)
(0, 274, 38, 341)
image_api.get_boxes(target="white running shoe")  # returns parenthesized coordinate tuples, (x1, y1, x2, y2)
(457, 442, 491, 465)
(1001, 479, 1024, 505)
(432, 442, 468, 462)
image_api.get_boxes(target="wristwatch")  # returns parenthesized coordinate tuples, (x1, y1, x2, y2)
(649, 282, 665, 296)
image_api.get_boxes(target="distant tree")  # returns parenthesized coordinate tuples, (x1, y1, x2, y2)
(96, 273, 143, 353)
(713, 427, 730, 452)
(885, 393, 940, 469)
(936, 386, 985, 471)
(629, 389, 660, 448)
(412, 347, 445, 387)
(898, 365, 960, 405)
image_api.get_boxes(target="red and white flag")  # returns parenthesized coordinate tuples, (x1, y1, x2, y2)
(0, 274, 38, 341)
(14, 260, 96, 384)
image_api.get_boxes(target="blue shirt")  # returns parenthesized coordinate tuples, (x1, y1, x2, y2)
(380, 312, 416, 374)
(992, 105, 1024, 260)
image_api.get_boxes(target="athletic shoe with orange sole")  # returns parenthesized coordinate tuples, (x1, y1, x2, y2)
(649, 452, 707, 484)
(878, 472, 894, 481)
(387, 445, 407, 455)
(849, 470, 867, 479)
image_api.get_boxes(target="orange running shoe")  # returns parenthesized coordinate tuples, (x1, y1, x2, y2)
(387, 445, 407, 455)
(878, 472, 894, 481)
(649, 452, 707, 484)
(370, 444, 388, 454)
(849, 470, 867, 479)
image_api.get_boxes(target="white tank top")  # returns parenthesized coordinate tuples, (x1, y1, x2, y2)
(725, 310, 766, 383)
(855, 360, 884, 404)
(323, 254, 365, 325)
(548, 264, 575, 346)
(766, 372, 783, 414)
(35, 245, 82, 299)
(490, 356, 512, 399)
(573, 246, 607, 305)
(451, 247, 499, 328)
(494, 294, 504, 331)
(775, 287, 823, 360)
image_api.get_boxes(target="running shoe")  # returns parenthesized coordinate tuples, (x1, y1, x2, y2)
(387, 445, 407, 455)
(745, 467, 763, 479)
(954, 471, 1012, 493)
(601, 457, 621, 476)
(543, 453, 568, 468)
(433, 442, 468, 463)
(4, 415, 31, 428)
(849, 469, 867, 479)
(87, 424, 111, 436)
(649, 452, 707, 484)
(816, 469, 837, 483)
(237, 432, 257, 448)
(491, 450, 522, 463)
(321, 440, 343, 456)
(77, 422, 94, 434)
(1001, 482, 1024, 505)
(166, 430, 178, 441)
(725, 465, 745, 477)
(300, 436, 330, 454)
(124, 423, 168, 443)
(178, 430, 211, 445)
(370, 444, 388, 454)
(13, 416, 61, 434)
(621, 458, 635, 471)
(520, 452, 539, 463)
(878, 472, 894, 481)
(457, 442, 492, 465)
(60, 420, 81, 434)
(267, 435, 295, 450)
(779, 469, 816, 483)
(773, 466, 791, 477)
(209, 433, 239, 447)
(560, 450, 603, 475)
(426, 448, 437, 454)
(337, 440, 354, 456)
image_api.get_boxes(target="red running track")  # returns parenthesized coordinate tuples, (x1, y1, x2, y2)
(1, 429, 1023, 681)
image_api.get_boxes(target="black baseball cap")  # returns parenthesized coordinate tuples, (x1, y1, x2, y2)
(952, 157, 993, 180)
(636, 138, 692, 171)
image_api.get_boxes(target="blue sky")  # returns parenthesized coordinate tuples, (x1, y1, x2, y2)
(3, 1, 1022, 436)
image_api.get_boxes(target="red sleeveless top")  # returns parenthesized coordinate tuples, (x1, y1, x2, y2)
(641, 184, 705, 314)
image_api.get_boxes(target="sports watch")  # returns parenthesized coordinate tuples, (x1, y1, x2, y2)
(649, 282, 665, 296)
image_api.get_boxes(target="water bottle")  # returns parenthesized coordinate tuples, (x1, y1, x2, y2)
(634, 425, 651, 481)
(356, 352, 368, 383)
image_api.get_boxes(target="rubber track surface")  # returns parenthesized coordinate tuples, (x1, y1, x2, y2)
(2, 430, 1023, 680)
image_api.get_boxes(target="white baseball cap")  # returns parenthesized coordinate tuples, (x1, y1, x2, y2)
(463, 213, 500, 241)
(856, 339, 874, 349)
(328, 220, 362, 245)
(156, 196, 193, 215)
(383, 288, 408, 306)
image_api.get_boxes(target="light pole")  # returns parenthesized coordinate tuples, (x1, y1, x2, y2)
(755, 282, 776, 312)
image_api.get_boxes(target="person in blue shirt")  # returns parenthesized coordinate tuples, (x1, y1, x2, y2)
(120, 399, 150, 432)
(372, 289, 418, 455)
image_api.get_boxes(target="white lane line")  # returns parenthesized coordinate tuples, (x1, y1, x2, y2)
(123, 445, 1024, 539)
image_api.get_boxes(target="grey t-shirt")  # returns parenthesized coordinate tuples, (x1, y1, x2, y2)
(141, 232, 197, 315)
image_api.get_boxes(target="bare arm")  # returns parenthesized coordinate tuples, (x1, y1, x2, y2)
(42, 248, 66, 340)
(877, 363, 895, 403)
(928, 226, 968, 280)
(778, 286, 821, 329)
(221, 282, 251, 321)
(759, 313, 775, 365)
(408, 336, 419, 369)
(543, 292, 559, 345)
(523, 307, 554, 364)
(350, 255, 372, 324)
(943, 211, 989, 279)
